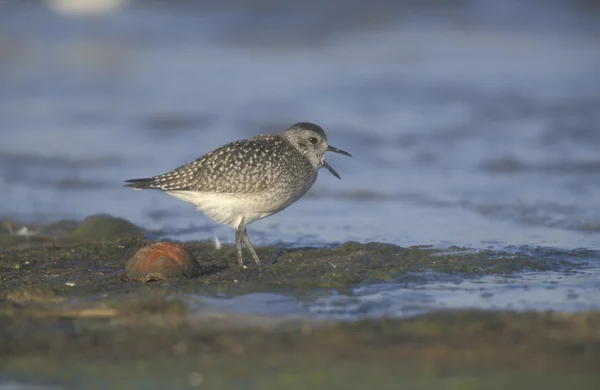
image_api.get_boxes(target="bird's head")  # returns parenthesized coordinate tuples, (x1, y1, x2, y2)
(282, 122, 352, 179)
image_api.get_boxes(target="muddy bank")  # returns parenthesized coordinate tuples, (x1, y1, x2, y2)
(1, 304, 599, 389)
(0, 215, 591, 312)
(1, 216, 598, 388)
(0, 226, 582, 299)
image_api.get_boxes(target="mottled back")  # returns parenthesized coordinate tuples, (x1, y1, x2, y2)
(145, 134, 293, 193)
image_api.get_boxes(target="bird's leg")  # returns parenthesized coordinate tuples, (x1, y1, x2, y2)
(238, 217, 261, 265)
(243, 232, 261, 265)
(235, 224, 244, 267)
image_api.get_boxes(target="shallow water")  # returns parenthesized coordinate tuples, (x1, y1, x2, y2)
(310, 268, 600, 319)
(1, 0, 600, 322)
(190, 252, 600, 319)
(2, 0, 599, 249)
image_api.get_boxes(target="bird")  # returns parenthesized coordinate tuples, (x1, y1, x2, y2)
(124, 122, 352, 267)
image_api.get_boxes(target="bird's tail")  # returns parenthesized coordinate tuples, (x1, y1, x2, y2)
(124, 178, 155, 190)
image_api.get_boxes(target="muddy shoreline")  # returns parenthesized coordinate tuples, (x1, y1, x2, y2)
(1, 216, 599, 389)
(3, 306, 599, 389)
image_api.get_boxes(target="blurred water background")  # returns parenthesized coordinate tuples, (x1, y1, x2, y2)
(1, 0, 599, 316)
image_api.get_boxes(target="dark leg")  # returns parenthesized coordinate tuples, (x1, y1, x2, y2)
(238, 217, 261, 265)
(235, 224, 244, 267)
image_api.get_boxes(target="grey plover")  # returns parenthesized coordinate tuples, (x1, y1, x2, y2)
(124, 122, 351, 266)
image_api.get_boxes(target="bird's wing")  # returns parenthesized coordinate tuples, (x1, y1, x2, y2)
(145, 135, 289, 193)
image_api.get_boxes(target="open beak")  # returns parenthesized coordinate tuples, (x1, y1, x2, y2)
(322, 160, 342, 180)
(322, 145, 352, 180)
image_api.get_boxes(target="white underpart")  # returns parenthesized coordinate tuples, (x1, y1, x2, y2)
(166, 191, 280, 228)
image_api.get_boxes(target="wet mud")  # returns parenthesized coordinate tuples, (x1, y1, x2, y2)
(1, 216, 598, 389)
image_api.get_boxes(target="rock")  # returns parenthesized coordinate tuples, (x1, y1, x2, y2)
(40, 219, 79, 237)
(125, 242, 200, 282)
(70, 215, 144, 242)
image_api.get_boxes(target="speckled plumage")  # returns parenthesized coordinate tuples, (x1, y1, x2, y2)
(147, 134, 310, 194)
(125, 122, 351, 266)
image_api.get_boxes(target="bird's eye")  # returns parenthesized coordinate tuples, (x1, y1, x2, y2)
(309, 137, 318, 144)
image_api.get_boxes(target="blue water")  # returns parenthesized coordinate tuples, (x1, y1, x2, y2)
(1, 0, 599, 319)
(188, 249, 600, 320)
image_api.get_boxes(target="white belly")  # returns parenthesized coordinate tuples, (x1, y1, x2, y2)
(166, 191, 280, 228)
